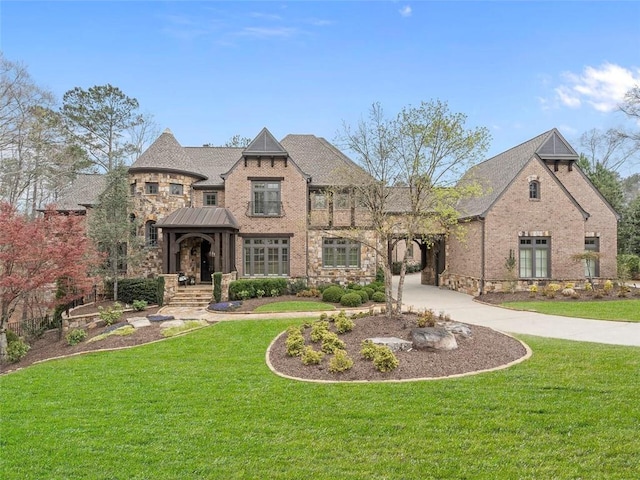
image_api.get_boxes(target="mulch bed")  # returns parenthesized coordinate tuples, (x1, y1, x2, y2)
(268, 313, 528, 382)
(477, 289, 640, 305)
(220, 295, 377, 312)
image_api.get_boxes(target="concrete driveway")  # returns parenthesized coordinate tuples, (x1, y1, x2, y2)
(395, 274, 640, 347)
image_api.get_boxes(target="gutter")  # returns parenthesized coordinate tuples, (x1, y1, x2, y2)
(480, 216, 486, 295)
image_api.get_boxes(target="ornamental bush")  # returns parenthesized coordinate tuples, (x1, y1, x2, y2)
(285, 331, 305, 357)
(335, 314, 355, 334)
(371, 291, 386, 303)
(360, 339, 378, 360)
(340, 292, 362, 307)
(301, 346, 324, 365)
(364, 287, 375, 299)
(66, 329, 87, 346)
(328, 349, 354, 373)
(356, 290, 369, 303)
(373, 346, 399, 372)
(322, 285, 346, 303)
(213, 272, 222, 303)
(310, 321, 330, 342)
(7, 338, 30, 363)
(132, 299, 148, 311)
(321, 332, 346, 354)
(98, 303, 123, 325)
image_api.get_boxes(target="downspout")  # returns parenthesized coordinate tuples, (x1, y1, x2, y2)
(480, 216, 486, 295)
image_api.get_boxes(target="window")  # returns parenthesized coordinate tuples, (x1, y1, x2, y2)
(130, 182, 136, 195)
(584, 237, 600, 277)
(312, 192, 327, 210)
(204, 192, 217, 206)
(145, 220, 158, 247)
(323, 238, 361, 268)
(519, 237, 549, 278)
(529, 180, 540, 200)
(170, 183, 183, 195)
(145, 182, 159, 194)
(252, 181, 281, 216)
(335, 193, 350, 210)
(243, 238, 289, 276)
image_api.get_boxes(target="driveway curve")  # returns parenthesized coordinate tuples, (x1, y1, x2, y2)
(396, 274, 640, 347)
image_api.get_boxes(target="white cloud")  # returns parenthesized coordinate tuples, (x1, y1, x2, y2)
(555, 63, 640, 112)
(239, 27, 298, 38)
(399, 5, 412, 17)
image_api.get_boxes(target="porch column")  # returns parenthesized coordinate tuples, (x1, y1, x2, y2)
(168, 232, 178, 273)
(222, 232, 231, 274)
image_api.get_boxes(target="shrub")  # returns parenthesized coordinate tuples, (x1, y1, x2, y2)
(618, 254, 640, 279)
(98, 303, 123, 326)
(285, 331, 305, 357)
(256, 289, 266, 299)
(238, 290, 251, 300)
(335, 314, 355, 334)
(310, 321, 330, 342)
(340, 292, 362, 307)
(347, 283, 362, 290)
(106, 278, 163, 305)
(528, 284, 538, 297)
(584, 281, 593, 292)
(7, 338, 30, 363)
(373, 346, 399, 372)
(269, 289, 279, 297)
(356, 290, 369, 303)
(301, 346, 324, 365)
(543, 283, 562, 298)
(328, 350, 354, 373)
(6, 330, 19, 344)
(360, 340, 378, 360)
(603, 280, 613, 295)
(364, 287, 375, 299)
(371, 291, 386, 303)
(321, 332, 346, 354)
(288, 278, 308, 295)
(375, 266, 385, 283)
(417, 309, 436, 328)
(297, 288, 321, 298)
(322, 286, 346, 303)
(132, 299, 148, 311)
(228, 278, 288, 300)
(66, 329, 87, 346)
(213, 272, 222, 303)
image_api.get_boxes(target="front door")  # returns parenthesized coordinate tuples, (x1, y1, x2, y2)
(201, 240, 213, 282)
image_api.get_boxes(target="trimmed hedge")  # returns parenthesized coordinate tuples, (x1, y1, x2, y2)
(228, 278, 288, 300)
(371, 291, 386, 303)
(340, 292, 362, 307)
(105, 278, 164, 306)
(322, 286, 346, 303)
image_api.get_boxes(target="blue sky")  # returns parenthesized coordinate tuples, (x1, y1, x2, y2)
(2, 1, 639, 174)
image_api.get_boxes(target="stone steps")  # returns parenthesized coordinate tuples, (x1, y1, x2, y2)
(168, 286, 213, 307)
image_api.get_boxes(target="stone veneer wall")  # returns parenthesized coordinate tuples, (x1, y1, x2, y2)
(161, 274, 178, 305)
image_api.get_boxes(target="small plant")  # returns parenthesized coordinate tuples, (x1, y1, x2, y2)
(98, 302, 123, 326)
(114, 325, 136, 336)
(238, 290, 251, 300)
(328, 349, 354, 373)
(270, 289, 279, 297)
(564, 282, 575, 289)
(285, 330, 305, 357)
(132, 299, 148, 311)
(297, 288, 321, 298)
(543, 283, 562, 299)
(340, 292, 362, 307)
(7, 338, 30, 363)
(584, 281, 593, 292)
(301, 346, 324, 365)
(321, 332, 346, 354)
(360, 339, 378, 360)
(256, 289, 266, 299)
(335, 314, 355, 333)
(603, 280, 613, 295)
(310, 321, 330, 342)
(373, 346, 399, 372)
(66, 329, 87, 346)
(162, 320, 206, 338)
(417, 309, 436, 327)
(528, 284, 538, 298)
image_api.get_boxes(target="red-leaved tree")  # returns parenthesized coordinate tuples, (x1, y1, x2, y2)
(0, 202, 100, 360)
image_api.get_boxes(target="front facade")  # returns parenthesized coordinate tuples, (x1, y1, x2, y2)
(56, 127, 618, 295)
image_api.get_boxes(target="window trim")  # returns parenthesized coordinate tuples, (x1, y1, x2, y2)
(203, 192, 218, 206)
(243, 237, 289, 277)
(529, 180, 540, 200)
(251, 180, 281, 216)
(519, 236, 550, 279)
(145, 220, 158, 247)
(170, 183, 183, 196)
(322, 238, 361, 268)
(145, 182, 159, 195)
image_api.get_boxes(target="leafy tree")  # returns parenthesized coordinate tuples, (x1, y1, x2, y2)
(61, 84, 149, 172)
(0, 203, 99, 360)
(87, 165, 143, 301)
(337, 101, 489, 316)
(619, 196, 640, 255)
(577, 154, 625, 212)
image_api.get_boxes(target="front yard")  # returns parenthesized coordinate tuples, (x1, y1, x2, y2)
(2, 318, 639, 479)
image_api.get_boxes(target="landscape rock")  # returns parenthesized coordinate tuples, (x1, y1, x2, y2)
(411, 327, 458, 351)
(367, 337, 413, 352)
(128, 317, 151, 328)
(443, 322, 472, 338)
(147, 314, 175, 322)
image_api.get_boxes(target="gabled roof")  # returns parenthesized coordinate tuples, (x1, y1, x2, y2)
(129, 129, 205, 179)
(243, 128, 288, 157)
(186, 147, 242, 188)
(457, 129, 559, 218)
(54, 174, 106, 211)
(156, 207, 239, 229)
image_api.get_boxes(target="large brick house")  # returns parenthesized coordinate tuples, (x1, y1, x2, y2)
(56, 127, 618, 296)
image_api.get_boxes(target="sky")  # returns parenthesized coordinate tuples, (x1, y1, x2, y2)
(1, 1, 639, 175)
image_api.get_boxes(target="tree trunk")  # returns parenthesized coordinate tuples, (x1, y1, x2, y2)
(396, 246, 410, 315)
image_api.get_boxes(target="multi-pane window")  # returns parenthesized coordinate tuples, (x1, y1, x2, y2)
(529, 180, 540, 199)
(252, 181, 281, 216)
(584, 237, 600, 277)
(243, 238, 289, 276)
(145, 220, 158, 247)
(335, 193, 350, 210)
(170, 183, 183, 195)
(323, 238, 360, 268)
(204, 192, 217, 206)
(312, 192, 327, 210)
(145, 182, 159, 194)
(519, 237, 550, 278)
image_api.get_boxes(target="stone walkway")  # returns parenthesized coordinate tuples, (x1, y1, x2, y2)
(157, 275, 640, 347)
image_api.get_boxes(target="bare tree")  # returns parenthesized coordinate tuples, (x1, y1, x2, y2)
(579, 128, 638, 173)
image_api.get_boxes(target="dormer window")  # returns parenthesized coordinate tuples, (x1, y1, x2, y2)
(529, 180, 540, 200)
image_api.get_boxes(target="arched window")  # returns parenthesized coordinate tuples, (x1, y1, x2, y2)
(145, 220, 158, 247)
(529, 180, 540, 200)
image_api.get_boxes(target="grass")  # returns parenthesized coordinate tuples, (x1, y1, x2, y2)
(253, 300, 334, 313)
(503, 299, 640, 322)
(2, 319, 639, 479)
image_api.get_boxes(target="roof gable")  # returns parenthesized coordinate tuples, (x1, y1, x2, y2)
(535, 129, 578, 160)
(243, 128, 288, 157)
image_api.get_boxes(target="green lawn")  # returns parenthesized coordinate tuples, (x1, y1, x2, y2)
(253, 300, 334, 313)
(503, 299, 640, 322)
(2, 319, 639, 479)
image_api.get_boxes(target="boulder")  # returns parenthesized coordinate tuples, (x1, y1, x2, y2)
(367, 337, 413, 352)
(443, 322, 472, 338)
(128, 317, 151, 328)
(411, 327, 458, 351)
(147, 314, 175, 322)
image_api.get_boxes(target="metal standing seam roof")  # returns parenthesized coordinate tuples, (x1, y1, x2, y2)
(155, 207, 239, 229)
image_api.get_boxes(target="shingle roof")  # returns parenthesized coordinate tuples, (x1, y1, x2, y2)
(187, 147, 242, 187)
(456, 129, 555, 218)
(130, 129, 205, 179)
(54, 174, 107, 211)
(156, 207, 239, 229)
